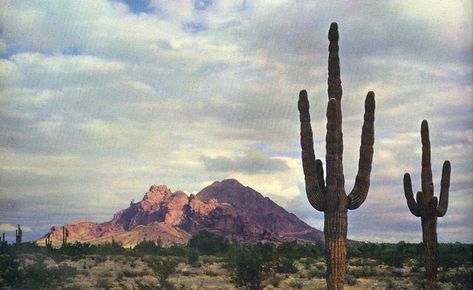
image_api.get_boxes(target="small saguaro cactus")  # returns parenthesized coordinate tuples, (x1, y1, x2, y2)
(45, 234, 53, 249)
(62, 226, 69, 247)
(15, 224, 22, 249)
(298, 23, 375, 290)
(1, 233, 6, 246)
(403, 120, 451, 287)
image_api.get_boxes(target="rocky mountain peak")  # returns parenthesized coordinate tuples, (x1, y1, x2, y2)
(215, 178, 243, 186)
(39, 179, 324, 247)
(197, 178, 263, 209)
(143, 185, 172, 204)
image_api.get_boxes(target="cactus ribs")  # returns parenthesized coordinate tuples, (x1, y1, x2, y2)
(403, 120, 451, 288)
(298, 22, 375, 290)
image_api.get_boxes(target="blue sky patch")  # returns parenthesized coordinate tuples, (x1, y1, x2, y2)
(120, 0, 154, 14)
(184, 22, 207, 33)
(194, 0, 213, 11)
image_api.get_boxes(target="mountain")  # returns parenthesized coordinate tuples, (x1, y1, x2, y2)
(38, 179, 324, 247)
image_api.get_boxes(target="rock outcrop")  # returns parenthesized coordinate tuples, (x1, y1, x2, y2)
(39, 179, 324, 248)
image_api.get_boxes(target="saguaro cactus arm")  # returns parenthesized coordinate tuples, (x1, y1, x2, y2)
(327, 25, 342, 109)
(403, 173, 420, 217)
(347, 92, 376, 209)
(298, 90, 326, 211)
(421, 120, 434, 195)
(437, 160, 451, 217)
(328, 23, 342, 102)
(327, 22, 344, 185)
(316, 159, 325, 190)
(325, 98, 340, 198)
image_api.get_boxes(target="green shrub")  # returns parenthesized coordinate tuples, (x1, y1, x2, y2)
(227, 245, 265, 290)
(116, 271, 124, 279)
(255, 242, 276, 263)
(136, 280, 161, 290)
(96, 277, 116, 289)
(301, 257, 316, 268)
(0, 254, 20, 287)
(188, 231, 229, 255)
(133, 239, 162, 255)
(275, 257, 297, 274)
(346, 274, 357, 286)
(122, 269, 142, 277)
(438, 243, 473, 269)
(289, 278, 304, 289)
(277, 241, 321, 260)
(187, 248, 199, 265)
(146, 257, 178, 289)
(165, 245, 188, 257)
(307, 267, 324, 279)
(204, 269, 218, 276)
(384, 278, 395, 289)
(269, 274, 281, 287)
(13, 259, 77, 289)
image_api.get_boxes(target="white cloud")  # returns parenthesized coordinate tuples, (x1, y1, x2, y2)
(0, 223, 32, 233)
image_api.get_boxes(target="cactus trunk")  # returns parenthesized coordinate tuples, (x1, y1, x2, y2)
(422, 215, 438, 284)
(325, 210, 347, 289)
(62, 226, 70, 247)
(403, 120, 451, 289)
(298, 22, 375, 290)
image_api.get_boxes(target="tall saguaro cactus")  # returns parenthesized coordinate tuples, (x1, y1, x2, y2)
(298, 22, 375, 290)
(403, 120, 451, 287)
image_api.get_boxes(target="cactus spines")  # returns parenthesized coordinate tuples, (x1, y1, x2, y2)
(403, 120, 451, 287)
(15, 224, 22, 249)
(62, 226, 69, 247)
(298, 23, 375, 290)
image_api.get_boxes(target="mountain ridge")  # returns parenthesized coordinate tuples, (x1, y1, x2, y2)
(38, 179, 324, 247)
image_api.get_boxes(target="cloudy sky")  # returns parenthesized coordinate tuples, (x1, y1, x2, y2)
(0, 0, 472, 243)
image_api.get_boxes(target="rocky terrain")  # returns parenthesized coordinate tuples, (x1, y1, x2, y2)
(39, 179, 323, 247)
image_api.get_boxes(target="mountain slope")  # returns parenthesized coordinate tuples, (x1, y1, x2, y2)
(195, 179, 323, 242)
(38, 179, 323, 247)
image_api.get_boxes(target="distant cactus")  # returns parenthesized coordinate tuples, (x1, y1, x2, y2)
(403, 120, 451, 287)
(45, 234, 53, 249)
(1, 232, 6, 246)
(298, 22, 375, 290)
(15, 224, 22, 249)
(62, 226, 69, 247)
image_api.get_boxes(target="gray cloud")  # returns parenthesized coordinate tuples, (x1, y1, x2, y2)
(201, 149, 289, 174)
